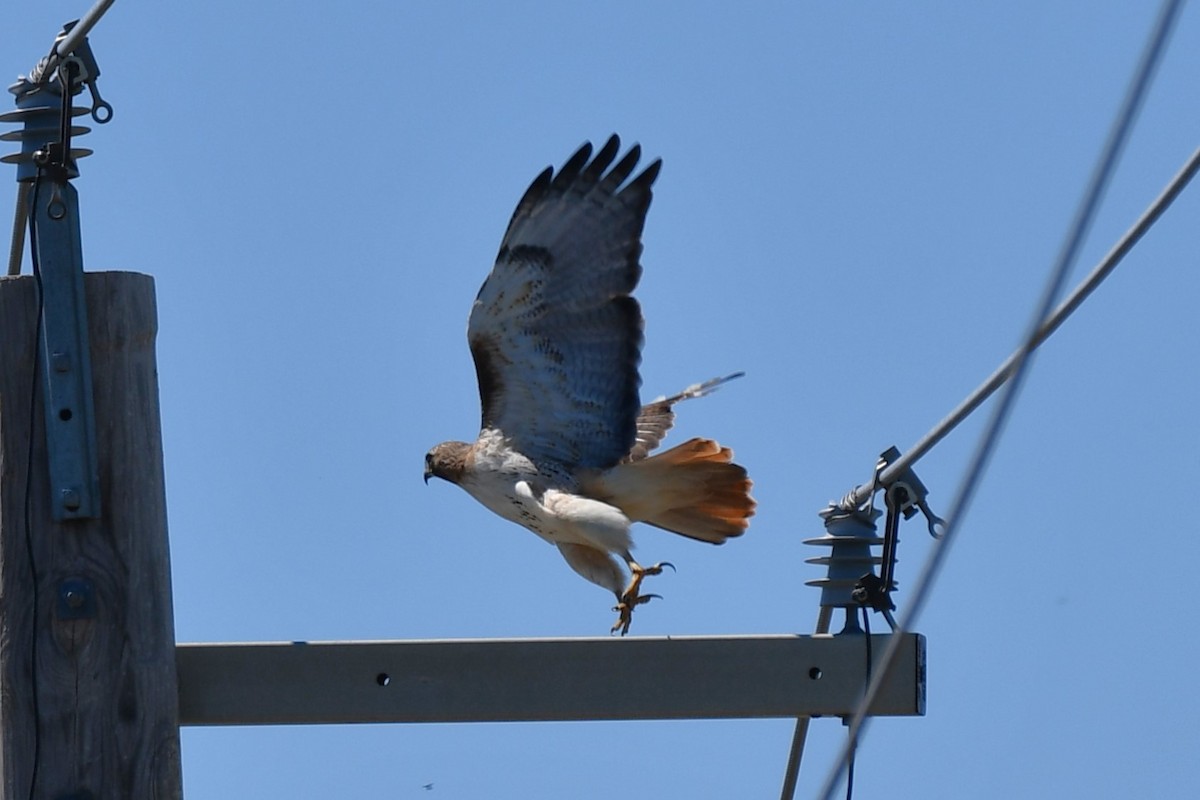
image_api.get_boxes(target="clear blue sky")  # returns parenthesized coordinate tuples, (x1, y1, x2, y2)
(5, 2, 1199, 797)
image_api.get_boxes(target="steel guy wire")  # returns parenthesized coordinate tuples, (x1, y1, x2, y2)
(7, 184, 30, 275)
(778, 606, 833, 800)
(814, 1, 1188, 797)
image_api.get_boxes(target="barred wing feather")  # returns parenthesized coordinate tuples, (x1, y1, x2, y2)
(467, 135, 661, 470)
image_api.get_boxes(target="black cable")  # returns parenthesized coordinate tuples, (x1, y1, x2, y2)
(57, 64, 73, 162)
(23, 169, 47, 800)
(844, 608, 872, 800)
(862, 606, 872, 684)
(22, 61, 85, 797)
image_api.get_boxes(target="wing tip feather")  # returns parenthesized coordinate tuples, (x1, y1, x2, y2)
(553, 140, 594, 190)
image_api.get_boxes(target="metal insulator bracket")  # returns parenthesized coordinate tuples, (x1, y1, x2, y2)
(32, 178, 102, 520)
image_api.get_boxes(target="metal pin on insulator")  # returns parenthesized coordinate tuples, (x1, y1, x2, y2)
(804, 505, 884, 610)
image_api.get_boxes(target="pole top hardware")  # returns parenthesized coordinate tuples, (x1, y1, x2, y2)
(838, 445, 944, 539)
(21, 0, 117, 122)
(2, 5, 117, 182)
(2, 2, 119, 520)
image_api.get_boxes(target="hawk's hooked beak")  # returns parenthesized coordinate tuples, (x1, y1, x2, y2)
(423, 467, 432, 485)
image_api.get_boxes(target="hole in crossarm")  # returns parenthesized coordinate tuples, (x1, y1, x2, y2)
(808, 667, 822, 680)
(58, 408, 73, 421)
(376, 673, 391, 687)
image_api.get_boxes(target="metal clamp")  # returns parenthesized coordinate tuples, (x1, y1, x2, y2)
(876, 445, 945, 539)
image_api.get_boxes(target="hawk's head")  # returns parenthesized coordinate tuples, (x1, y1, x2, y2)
(424, 441, 470, 485)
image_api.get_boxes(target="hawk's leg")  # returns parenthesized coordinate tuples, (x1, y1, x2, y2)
(611, 558, 675, 636)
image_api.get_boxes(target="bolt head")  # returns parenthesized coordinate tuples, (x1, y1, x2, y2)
(61, 488, 81, 511)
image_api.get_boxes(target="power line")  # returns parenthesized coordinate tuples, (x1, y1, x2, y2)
(813, 1, 1188, 796)
(848, 145, 1200, 513)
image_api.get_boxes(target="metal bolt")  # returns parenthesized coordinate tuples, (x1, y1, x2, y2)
(56, 578, 95, 620)
(61, 488, 81, 511)
(51, 351, 72, 373)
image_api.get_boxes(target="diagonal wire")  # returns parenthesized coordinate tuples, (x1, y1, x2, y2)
(813, 1, 1187, 797)
(8, 184, 31, 275)
(848, 140, 1200, 512)
(778, 138, 1200, 799)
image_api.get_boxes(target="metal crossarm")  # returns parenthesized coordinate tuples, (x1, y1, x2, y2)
(177, 634, 925, 726)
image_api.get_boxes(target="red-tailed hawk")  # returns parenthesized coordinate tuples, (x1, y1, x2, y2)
(424, 136, 754, 634)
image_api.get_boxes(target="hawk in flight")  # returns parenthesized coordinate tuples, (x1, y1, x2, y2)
(424, 136, 755, 634)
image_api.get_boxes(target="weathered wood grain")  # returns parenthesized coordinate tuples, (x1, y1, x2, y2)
(0, 272, 182, 799)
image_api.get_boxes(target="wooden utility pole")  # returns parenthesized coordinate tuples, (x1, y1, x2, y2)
(0, 272, 182, 799)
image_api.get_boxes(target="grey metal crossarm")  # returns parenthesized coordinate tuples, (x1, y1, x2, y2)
(176, 633, 925, 726)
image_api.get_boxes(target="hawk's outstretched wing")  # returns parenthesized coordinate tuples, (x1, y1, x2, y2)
(468, 135, 660, 470)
